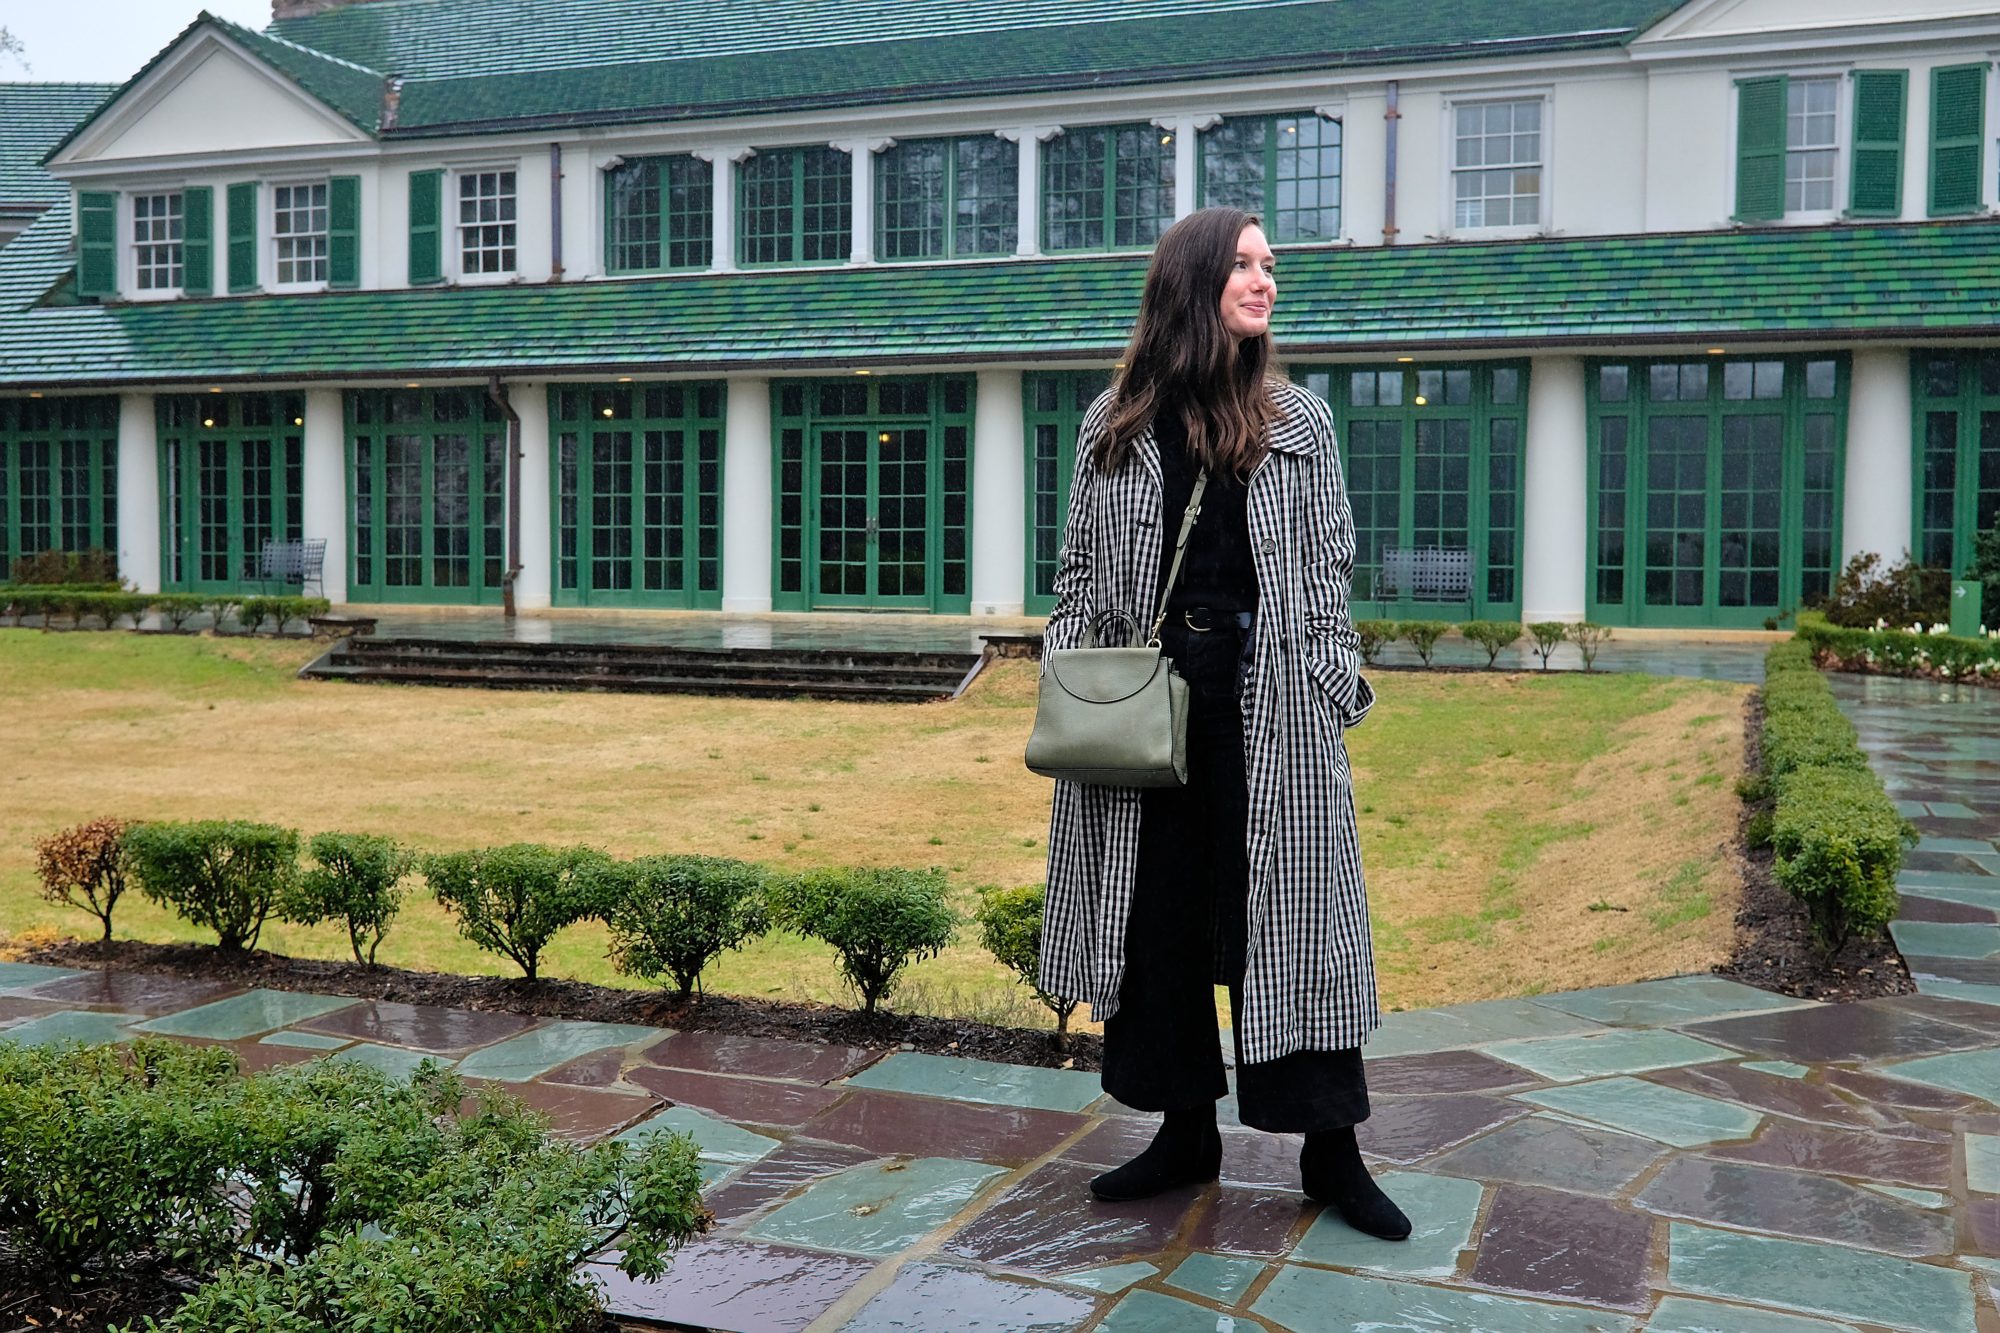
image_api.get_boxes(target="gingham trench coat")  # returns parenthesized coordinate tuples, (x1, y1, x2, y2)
(1039, 379, 1380, 1066)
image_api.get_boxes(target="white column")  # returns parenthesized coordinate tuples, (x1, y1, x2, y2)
(971, 369, 1026, 616)
(513, 381, 552, 609)
(300, 388, 347, 604)
(1521, 355, 1588, 623)
(1844, 347, 1915, 564)
(1000, 126, 1061, 256)
(697, 146, 752, 272)
(1156, 113, 1221, 219)
(831, 138, 892, 264)
(722, 376, 773, 613)
(115, 393, 159, 594)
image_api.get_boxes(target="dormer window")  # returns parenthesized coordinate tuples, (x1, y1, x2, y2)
(133, 192, 184, 291)
(458, 169, 517, 276)
(272, 182, 329, 286)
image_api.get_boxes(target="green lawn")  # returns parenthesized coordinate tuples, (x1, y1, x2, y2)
(0, 630, 1749, 1023)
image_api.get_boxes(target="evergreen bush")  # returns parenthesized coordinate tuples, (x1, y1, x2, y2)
(1354, 620, 1396, 665)
(1567, 621, 1612, 671)
(974, 884, 1077, 1049)
(423, 843, 611, 981)
(1771, 766, 1915, 951)
(599, 854, 771, 999)
(34, 817, 130, 944)
(1458, 620, 1523, 668)
(1818, 551, 1950, 628)
(6, 547, 121, 586)
(769, 867, 957, 1014)
(1397, 620, 1451, 667)
(281, 832, 415, 965)
(125, 820, 299, 952)
(1527, 621, 1568, 669)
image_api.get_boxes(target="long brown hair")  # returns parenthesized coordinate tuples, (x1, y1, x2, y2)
(1095, 206, 1279, 478)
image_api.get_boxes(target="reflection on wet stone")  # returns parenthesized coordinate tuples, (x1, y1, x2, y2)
(1356, 1093, 1525, 1163)
(1707, 1120, 1952, 1187)
(23, 970, 236, 1014)
(1427, 1114, 1665, 1196)
(591, 1240, 873, 1332)
(703, 1140, 882, 1227)
(1364, 1049, 1537, 1095)
(942, 1161, 1190, 1272)
(1644, 1062, 1912, 1132)
(297, 999, 538, 1053)
(625, 1066, 845, 1127)
(1639, 1158, 1952, 1257)
(638, 1029, 882, 1083)
(1470, 1184, 1653, 1309)
(802, 1088, 1084, 1165)
(839, 1261, 1097, 1332)
(1188, 1187, 1306, 1257)
(1686, 1001, 1994, 1064)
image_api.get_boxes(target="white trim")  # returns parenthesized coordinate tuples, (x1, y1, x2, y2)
(267, 175, 333, 293)
(1440, 86, 1553, 239)
(449, 162, 521, 284)
(126, 188, 186, 301)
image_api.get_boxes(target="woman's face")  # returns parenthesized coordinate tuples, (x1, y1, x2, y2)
(1219, 224, 1277, 341)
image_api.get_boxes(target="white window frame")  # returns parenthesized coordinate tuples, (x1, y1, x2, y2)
(452, 164, 519, 283)
(1442, 89, 1551, 239)
(129, 189, 185, 299)
(269, 177, 331, 292)
(1726, 63, 1855, 228)
(1785, 73, 1844, 222)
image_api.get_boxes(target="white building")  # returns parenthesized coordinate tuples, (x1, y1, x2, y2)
(3, 0, 1999, 628)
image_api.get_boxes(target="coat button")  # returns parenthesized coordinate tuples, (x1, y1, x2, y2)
(1260, 537, 1276, 553)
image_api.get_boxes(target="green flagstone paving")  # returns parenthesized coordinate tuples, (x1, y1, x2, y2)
(1526, 976, 1812, 1028)
(1288, 1171, 1483, 1279)
(1252, 1266, 1636, 1332)
(452, 1020, 658, 1082)
(0, 1009, 141, 1046)
(1742, 1060, 1811, 1078)
(133, 988, 358, 1040)
(615, 1105, 780, 1166)
(258, 1030, 349, 1049)
(843, 1050, 1102, 1112)
(1051, 1261, 1158, 1293)
(1514, 1076, 1764, 1146)
(1162, 1253, 1264, 1305)
(1888, 921, 2000, 959)
(328, 1042, 441, 1080)
(1665, 1224, 1976, 1333)
(743, 1157, 1006, 1256)
(1645, 1297, 1864, 1333)
(1481, 1028, 1735, 1082)
(1877, 1048, 2000, 1105)
(0, 962, 84, 992)
(1965, 1132, 2000, 1194)
(1100, 1288, 1271, 1332)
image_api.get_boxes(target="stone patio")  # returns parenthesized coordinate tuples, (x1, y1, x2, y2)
(8, 664, 2000, 1331)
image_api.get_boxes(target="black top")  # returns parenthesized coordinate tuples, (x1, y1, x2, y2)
(1153, 403, 1259, 616)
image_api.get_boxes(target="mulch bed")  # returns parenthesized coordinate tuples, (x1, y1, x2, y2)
(0, 1251, 200, 1333)
(1711, 691, 1915, 1004)
(21, 937, 1103, 1073)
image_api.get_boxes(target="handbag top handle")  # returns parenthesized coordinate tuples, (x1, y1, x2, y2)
(1145, 470, 1210, 646)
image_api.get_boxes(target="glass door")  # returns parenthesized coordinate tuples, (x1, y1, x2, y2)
(812, 425, 932, 608)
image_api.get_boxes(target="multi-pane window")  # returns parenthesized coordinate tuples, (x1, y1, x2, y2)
(739, 146, 852, 266)
(1042, 123, 1175, 252)
(875, 136, 1018, 260)
(133, 192, 184, 290)
(272, 182, 329, 285)
(1452, 99, 1543, 229)
(457, 169, 517, 276)
(1199, 114, 1342, 242)
(1785, 77, 1839, 212)
(606, 155, 714, 272)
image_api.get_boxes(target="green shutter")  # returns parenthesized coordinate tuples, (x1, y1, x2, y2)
(1734, 76, 1787, 222)
(1848, 70, 1907, 216)
(227, 181, 260, 293)
(408, 168, 443, 285)
(329, 175, 360, 289)
(181, 186, 212, 296)
(77, 191, 117, 299)
(1930, 63, 1988, 217)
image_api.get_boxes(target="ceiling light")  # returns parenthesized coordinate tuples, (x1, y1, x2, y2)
(878, 432, 890, 443)
(203, 417, 215, 427)
(208, 386, 222, 393)
(1413, 395, 1428, 406)
(601, 407, 615, 418)
(617, 376, 633, 382)
(27, 391, 42, 398)
(854, 369, 872, 376)
(292, 416, 304, 426)
(1707, 348, 1725, 355)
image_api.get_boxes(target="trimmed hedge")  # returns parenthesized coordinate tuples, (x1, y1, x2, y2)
(1796, 609, 2000, 685)
(425, 844, 612, 982)
(769, 867, 957, 1015)
(0, 588, 328, 633)
(125, 820, 299, 952)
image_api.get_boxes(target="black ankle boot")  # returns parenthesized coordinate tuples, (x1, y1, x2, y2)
(1090, 1104, 1222, 1202)
(1301, 1126, 1411, 1240)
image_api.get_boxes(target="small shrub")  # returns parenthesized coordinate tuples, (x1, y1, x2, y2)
(1459, 620, 1523, 668)
(599, 854, 771, 999)
(281, 832, 415, 965)
(1819, 551, 1950, 628)
(34, 817, 130, 944)
(424, 843, 611, 981)
(203, 597, 243, 633)
(1772, 766, 1915, 951)
(1528, 621, 1569, 669)
(8, 547, 121, 586)
(1745, 809, 1775, 849)
(975, 884, 1077, 1050)
(236, 596, 331, 635)
(1355, 620, 1395, 665)
(125, 820, 299, 952)
(1735, 774, 1772, 803)
(1398, 620, 1451, 667)
(1568, 621, 1612, 671)
(155, 593, 208, 631)
(769, 867, 957, 1015)
(1763, 639, 1817, 675)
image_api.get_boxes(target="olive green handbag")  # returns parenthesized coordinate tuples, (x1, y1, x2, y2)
(1025, 473, 1209, 787)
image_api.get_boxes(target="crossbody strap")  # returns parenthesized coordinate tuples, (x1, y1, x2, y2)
(1146, 469, 1209, 646)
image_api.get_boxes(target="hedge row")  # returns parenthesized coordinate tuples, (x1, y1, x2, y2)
(40, 820, 1063, 1029)
(1795, 609, 2000, 685)
(0, 1041, 705, 1332)
(1755, 641, 1915, 950)
(1, 588, 329, 634)
(1354, 619, 1613, 670)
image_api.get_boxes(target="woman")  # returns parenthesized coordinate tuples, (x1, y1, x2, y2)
(1039, 207, 1407, 1241)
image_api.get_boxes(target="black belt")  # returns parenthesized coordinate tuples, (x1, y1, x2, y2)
(1179, 607, 1254, 632)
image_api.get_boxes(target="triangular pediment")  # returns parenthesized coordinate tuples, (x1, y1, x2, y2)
(51, 24, 371, 166)
(1638, 0, 2000, 44)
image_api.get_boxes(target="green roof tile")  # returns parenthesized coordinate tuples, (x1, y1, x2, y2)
(2, 220, 1993, 388)
(0, 83, 115, 208)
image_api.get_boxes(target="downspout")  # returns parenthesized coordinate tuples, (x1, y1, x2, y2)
(1382, 80, 1400, 245)
(486, 376, 522, 618)
(549, 142, 564, 281)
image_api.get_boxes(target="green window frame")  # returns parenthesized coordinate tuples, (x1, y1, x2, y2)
(345, 387, 507, 604)
(549, 382, 725, 608)
(1199, 113, 1341, 243)
(1912, 350, 2000, 578)
(1929, 62, 1989, 217)
(875, 135, 1018, 260)
(772, 375, 974, 612)
(1587, 355, 1846, 628)
(1292, 363, 1528, 621)
(1848, 69, 1907, 217)
(605, 155, 714, 273)
(0, 397, 119, 582)
(738, 146, 851, 266)
(1023, 369, 1114, 615)
(157, 393, 303, 593)
(1041, 123, 1175, 253)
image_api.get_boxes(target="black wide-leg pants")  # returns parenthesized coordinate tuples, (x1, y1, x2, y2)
(1100, 620, 1371, 1134)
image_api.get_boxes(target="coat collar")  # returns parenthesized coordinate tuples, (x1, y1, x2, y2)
(1137, 393, 1317, 483)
